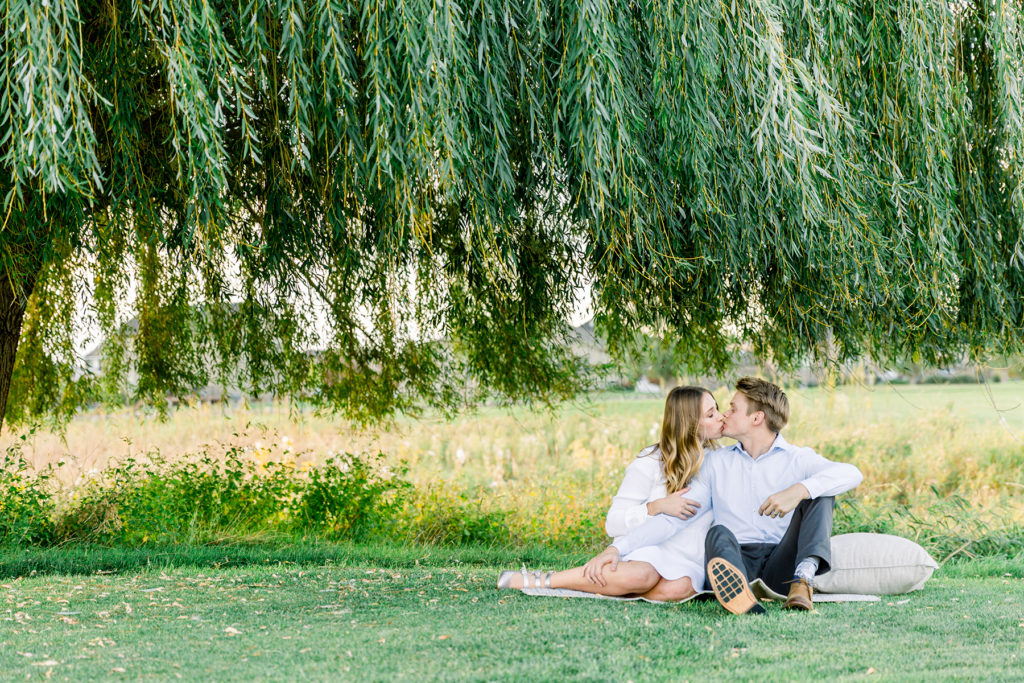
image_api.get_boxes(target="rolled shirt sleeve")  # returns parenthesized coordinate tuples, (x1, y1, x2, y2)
(795, 447, 864, 499)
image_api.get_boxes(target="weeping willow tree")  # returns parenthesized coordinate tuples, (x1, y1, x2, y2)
(1, 0, 1022, 431)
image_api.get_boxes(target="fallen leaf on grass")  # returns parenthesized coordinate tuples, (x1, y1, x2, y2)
(866, 668, 877, 675)
(438, 635, 451, 640)
(32, 660, 59, 667)
(224, 627, 243, 636)
(111, 667, 126, 673)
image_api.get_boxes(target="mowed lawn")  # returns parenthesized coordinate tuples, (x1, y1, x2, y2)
(1, 548, 1022, 681)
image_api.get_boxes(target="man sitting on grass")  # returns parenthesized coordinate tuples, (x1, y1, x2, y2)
(588, 377, 863, 613)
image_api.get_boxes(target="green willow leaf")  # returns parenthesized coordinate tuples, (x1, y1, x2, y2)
(0, 0, 1021, 430)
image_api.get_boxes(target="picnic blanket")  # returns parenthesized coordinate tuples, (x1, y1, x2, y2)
(521, 578, 880, 604)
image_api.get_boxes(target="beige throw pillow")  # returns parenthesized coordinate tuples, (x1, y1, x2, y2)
(813, 533, 938, 595)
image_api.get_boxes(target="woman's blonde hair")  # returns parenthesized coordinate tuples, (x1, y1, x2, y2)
(656, 386, 718, 493)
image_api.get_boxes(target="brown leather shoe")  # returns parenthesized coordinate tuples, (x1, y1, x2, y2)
(707, 558, 765, 615)
(784, 578, 814, 611)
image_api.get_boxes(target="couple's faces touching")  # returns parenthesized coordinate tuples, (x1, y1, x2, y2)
(696, 390, 768, 443)
(722, 391, 764, 439)
(698, 392, 725, 442)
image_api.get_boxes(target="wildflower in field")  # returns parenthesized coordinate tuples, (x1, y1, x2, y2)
(454, 448, 467, 465)
(280, 436, 293, 453)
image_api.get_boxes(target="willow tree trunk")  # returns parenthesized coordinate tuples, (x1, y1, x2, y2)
(0, 272, 34, 434)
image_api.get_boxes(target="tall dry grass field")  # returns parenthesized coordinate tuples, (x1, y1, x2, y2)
(3, 382, 1023, 555)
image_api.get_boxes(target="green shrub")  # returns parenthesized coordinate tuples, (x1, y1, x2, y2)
(0, 439, 55, 546)
(292, 453, 411, 541)
(921, 374, 979, 384)
(54, 448, 407, 546)
(59, 450, 297, 544)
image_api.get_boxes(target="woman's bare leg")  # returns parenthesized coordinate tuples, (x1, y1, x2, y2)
(507, 561, 660, 596)
(640, 576, 697, 602)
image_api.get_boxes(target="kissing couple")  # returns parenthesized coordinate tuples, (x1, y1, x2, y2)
(498, 377, 863, 614)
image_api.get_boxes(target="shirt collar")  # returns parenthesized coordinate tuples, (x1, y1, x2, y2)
(730, 433, 789, 458)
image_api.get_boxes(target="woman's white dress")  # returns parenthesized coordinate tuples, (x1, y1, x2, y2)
(605, 445, 712, 587)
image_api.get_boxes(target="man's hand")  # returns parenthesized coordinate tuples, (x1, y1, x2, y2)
(758, 483, 810, 519)
(646, 486, 701, 519)
(582, 546, 620, 586)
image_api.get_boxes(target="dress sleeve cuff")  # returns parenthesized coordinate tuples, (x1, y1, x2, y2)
(625, 503, 651, 529)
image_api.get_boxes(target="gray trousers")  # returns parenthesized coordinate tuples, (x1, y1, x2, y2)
(704, 496, 835, 595)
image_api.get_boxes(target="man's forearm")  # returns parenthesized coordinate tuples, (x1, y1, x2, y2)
(802, 462, 863, 499)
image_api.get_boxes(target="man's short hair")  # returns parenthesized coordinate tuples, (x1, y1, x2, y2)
(735, 377, 789, 433)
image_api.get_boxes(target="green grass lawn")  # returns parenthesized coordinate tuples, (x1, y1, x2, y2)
(1, 545, 1022, 681)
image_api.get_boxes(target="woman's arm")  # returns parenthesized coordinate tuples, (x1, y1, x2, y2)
(606, 454, 704, 537)
(604, 455, 660, 537)
(611, 480, 712, 556)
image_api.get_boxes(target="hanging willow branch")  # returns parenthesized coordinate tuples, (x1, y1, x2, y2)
(0, 0, 1022, 429)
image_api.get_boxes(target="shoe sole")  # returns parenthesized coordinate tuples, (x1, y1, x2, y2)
(707, 558, 765, 615)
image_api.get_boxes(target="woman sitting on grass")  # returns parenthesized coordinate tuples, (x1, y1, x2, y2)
(497, 386, 724, 601)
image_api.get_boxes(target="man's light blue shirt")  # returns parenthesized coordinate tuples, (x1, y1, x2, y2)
(612, 434, 862, 555)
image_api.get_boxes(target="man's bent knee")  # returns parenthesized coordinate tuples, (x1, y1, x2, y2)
(705, 524, 736, 555)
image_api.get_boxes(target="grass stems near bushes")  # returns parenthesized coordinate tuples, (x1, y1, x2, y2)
(1, 540, 1020, 581)
(0, 542, 591, 579)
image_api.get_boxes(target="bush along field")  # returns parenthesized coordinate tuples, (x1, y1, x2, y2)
(1, 384, 1023, 559)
